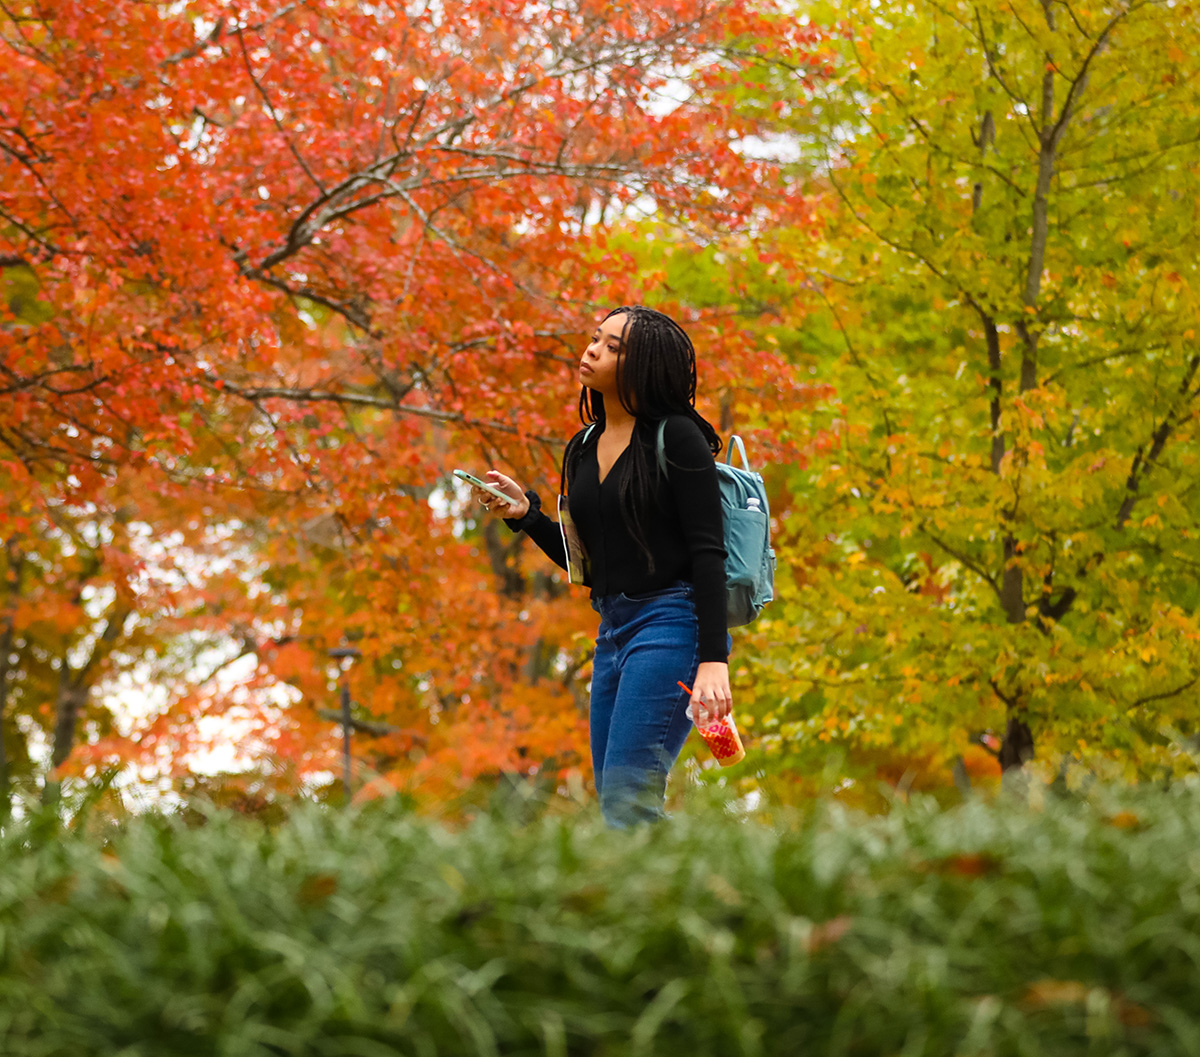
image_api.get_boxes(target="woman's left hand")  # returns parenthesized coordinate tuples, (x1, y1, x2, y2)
(689, 661, 732, 725)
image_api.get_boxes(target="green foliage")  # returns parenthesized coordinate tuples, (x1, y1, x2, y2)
(4, 787, 1200, 1054)
(1, 264, 53, 325)
(735, 0, 1200, 781)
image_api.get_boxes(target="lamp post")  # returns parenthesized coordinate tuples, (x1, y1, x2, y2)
(329, 646, 362, 803)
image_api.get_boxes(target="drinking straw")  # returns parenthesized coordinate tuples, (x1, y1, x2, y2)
(679, 680, 711, 725)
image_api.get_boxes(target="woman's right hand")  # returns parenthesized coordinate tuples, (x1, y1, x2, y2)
(472, 471, 529, 519)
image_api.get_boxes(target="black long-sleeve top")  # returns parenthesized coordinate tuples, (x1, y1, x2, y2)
(504, 415, 728, 662)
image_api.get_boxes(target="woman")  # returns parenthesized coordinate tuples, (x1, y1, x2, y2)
(472, 306, 730, 827)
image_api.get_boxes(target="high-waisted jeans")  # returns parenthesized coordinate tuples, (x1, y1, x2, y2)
(589, 582, 701, 828)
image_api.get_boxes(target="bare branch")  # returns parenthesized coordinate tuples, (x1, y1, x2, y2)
(316, 708, 428, 743)
(160, 15, 227, 67)
(1046, 4, 1147, 152)
(971, 6, 1035, 119)
(1130, 673, 1200, 710)
(988, 677, 1017, 708)
(234, 20, 326, 196)
(1041, 345, 1169, 386)
(922, 527, 1000, 594)
(208, 375, 565, 446)
(1116, 354, 1200, 529)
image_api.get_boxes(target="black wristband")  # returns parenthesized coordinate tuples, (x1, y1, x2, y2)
(503, 489, 543, 533)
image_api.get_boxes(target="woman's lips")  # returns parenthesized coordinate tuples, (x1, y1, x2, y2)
(579, 363, 594, 375)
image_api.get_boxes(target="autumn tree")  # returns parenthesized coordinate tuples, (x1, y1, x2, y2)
(739, 0, 1200, 790)
(1, 0, 828, 803)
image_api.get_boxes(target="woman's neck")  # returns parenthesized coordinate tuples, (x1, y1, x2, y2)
(602, 399, 636, 432)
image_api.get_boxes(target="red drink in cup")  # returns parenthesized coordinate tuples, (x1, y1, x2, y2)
(679, 681, 746, 766)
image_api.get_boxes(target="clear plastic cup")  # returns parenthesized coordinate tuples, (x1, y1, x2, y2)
(685, 703, 746, 766)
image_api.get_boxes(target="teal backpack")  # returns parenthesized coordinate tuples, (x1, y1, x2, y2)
(576, 420, 777, 627)
(654, 422, 776, 628)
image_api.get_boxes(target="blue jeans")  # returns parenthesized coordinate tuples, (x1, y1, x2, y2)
(589, 582, 700, 828)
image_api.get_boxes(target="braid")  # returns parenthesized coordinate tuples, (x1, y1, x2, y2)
(563, 306, 721, 571)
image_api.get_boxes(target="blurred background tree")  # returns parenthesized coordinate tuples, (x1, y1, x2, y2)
(0, 0, 829, 808)
(730, 0, 1200, 801)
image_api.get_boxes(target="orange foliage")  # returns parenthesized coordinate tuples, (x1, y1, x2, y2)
(0, 0, 830, 802)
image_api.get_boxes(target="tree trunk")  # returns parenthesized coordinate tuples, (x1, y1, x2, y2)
(719, 390, 734, 435)
(999, 537, 1026, 625)
(43, 602, 130, 803)
(51, 675, 88, 770)
(992, 13, 1077, 774)
(42, 670, 86, 806)
(0, 542, 21, 818)
(525, 636, 547, 683)
(999, 715, 1035, 771)
(0, 620, 12, 819)
(483, 519, 525, 599)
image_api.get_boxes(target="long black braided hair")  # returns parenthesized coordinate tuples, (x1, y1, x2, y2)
(560, 306, 722, 571)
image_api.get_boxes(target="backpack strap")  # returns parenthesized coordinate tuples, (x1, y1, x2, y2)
(726, 435, 751, 471)
(563, 423, 600, 495)
(655, 419, 669, 477)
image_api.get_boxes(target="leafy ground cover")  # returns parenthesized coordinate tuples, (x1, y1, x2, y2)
(2, 784, 1199, 1056)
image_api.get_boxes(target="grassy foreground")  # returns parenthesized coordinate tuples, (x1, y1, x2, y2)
(1, 784, 1199, 1056)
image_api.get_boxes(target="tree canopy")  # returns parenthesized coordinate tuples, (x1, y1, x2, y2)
(5, 0, 1199, 810)
(1, 0, 828, 805)
(738, 0, 1200, 798)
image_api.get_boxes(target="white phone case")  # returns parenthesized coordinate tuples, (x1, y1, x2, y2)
(453, 469, 512, 504)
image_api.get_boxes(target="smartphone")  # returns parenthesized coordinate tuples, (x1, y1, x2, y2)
(453, 469, 514, 505)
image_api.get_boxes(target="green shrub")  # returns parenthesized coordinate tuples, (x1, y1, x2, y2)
(2, 785, 1199, 1056)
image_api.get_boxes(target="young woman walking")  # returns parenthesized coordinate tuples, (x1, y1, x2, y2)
(471, 306, 730, 827)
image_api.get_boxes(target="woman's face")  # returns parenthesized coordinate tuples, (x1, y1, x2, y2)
(579, 313, 627, 397)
